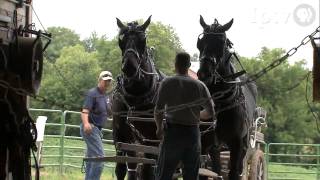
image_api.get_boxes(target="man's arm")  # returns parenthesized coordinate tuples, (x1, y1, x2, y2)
(200, 109, 212, 119)
(154, 80, 167, 139)
(81, 91, 94, 134)
(154, 107, 164, 138)
(81, 108, 92, 134)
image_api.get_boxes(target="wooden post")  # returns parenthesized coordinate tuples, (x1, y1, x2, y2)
(35, 116, 47, 167)
(312, 37, 320, 102)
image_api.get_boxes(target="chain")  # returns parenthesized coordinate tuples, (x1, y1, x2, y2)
(247, 26, 320, 83)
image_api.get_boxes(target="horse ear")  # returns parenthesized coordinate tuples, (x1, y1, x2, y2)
(116, 17, 126, 30)
(140, 15, 152, 31)
(200, 15, 209, 29)
(220, 18, 234, 32)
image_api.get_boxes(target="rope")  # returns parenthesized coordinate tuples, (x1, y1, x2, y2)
(30, 4, 48, 33)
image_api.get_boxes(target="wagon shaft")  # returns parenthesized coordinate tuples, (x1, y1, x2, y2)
(83, 156, 156, 164)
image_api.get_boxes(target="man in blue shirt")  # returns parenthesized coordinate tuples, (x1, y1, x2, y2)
(80, 71, 113, 180)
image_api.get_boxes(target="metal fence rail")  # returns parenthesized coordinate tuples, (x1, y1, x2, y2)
(267, 143, 320, 180)
(29, 108, 116, 174)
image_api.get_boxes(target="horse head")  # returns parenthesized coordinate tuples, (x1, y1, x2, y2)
(116, 16, 151, 80)
(197, 15, 234, 86)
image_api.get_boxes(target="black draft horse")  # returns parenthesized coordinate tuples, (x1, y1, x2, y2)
(112, 16, 165, 180)
(197, 16, 257, 180)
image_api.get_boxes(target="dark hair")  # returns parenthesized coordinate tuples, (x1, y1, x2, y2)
(175, 52, 191, 71)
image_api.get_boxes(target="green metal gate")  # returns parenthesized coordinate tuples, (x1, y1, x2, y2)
(29, 108, 115, 174)
(266, 143, 320, 180)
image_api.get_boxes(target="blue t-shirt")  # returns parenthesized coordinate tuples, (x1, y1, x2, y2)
(83, 87, 109, 128)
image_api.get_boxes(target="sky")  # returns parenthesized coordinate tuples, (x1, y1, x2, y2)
(32, 0, 319, 68)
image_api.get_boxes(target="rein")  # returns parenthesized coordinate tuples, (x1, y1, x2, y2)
(122, 48, 158, 81)
(116, 47, 161, 109)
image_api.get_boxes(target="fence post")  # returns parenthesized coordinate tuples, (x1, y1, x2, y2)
(59, 111, 66, 174)
(266, 143, 269, 180)
(317, 144, 320, 180)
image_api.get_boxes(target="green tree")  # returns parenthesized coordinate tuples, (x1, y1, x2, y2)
(88, 35, 121, 78)
(45, 27, 82, 61)
(147, 21, 183, 75)
(83, 31, 100, 52)
(32, 45, 100, 110)
(240, 47, 318, 143)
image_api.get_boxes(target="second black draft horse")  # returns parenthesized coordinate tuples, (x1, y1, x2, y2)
(197, 16, 258, 180)
(112, 16, 165, 180)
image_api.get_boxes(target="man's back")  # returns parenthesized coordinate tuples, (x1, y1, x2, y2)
(156, 74, 213, 125)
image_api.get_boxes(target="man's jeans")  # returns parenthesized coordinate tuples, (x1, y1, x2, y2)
(80, 123, 104, 180)
(156, 123, 200, 180)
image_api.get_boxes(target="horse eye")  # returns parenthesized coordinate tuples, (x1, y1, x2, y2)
(198, 34, 204, 40)
(119, 34, 125, 41)
(139, 33, 146, 40)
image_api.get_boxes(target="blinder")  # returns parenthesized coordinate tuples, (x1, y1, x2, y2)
(197, 31, 247, 85)
(197, 32, 226, 52)
(118, 28, 146, 52)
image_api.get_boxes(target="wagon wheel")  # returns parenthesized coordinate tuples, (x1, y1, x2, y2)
(11, 36, 43, 94)
(248, 149, 266, 180)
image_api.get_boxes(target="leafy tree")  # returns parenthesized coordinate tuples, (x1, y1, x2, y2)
(45, 27, 82, 61)
(240, 47, 318, 144)
(89, 35, 121, 78)
(32, 44, 100, 111)
(147, 21, 183, 75)
(83, 31, 100, 52)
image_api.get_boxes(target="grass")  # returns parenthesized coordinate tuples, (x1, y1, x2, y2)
(32, 164, 319, 180)
(268, 164, 319, 180)
(32, 167, 114, 180)
(32, 137, 320, 180)
(37, 137, 115, 166)
(32, 136, 116, 179)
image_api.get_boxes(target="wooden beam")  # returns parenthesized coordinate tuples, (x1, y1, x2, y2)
(83, 156, 156, 164)
(127, 117, 154, 122)
(199, 168, 219, 178)
(200, 122, 214, 126)
(116, 142, 159, 155)
(172, 168, 219, 178)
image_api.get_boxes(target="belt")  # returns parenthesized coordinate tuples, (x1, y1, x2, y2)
(90, 122, 102, 130)
(89, 117, 102, 130)
(94, 124, 102, 130)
